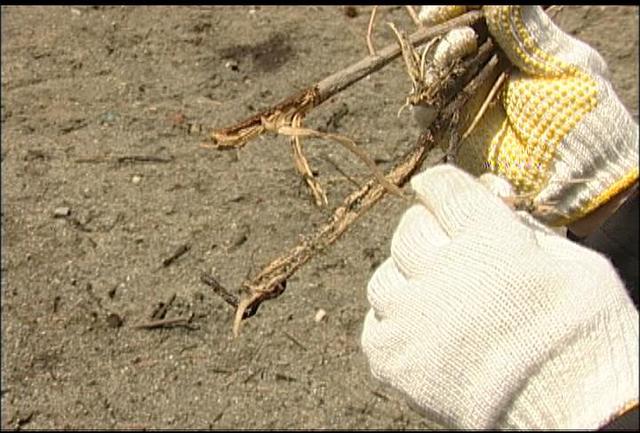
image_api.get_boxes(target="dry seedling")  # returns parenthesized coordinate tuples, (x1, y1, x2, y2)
(193, 8, 511, 336)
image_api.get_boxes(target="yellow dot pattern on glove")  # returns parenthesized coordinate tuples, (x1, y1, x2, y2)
(484, 7, 598, 196)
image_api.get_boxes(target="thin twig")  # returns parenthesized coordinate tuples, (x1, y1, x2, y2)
(161, 244, 191, 267)
(208, 10, 484, 149)
(200, 272, 239, 308)
(322, 154, 363, 190)
(133, 315, 194, 330)
(404, 5, 421, 26)
(150, 293, 176, 320)
(366, 6, 379, 56)
(282, 330, 308, 351)
(262, 119, 406, 199)
(460, 71, 507, 141)
(116, 155, 174, 164)
(289, 112, 328, 206)
(200, 272, 261, 319)
(75, 155, 174, 164)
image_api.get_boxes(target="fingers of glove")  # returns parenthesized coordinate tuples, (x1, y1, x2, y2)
(361, 309, 408, 388)
(483, 6, 608, 78)
(367, 258, 412, 320)
(361, 308, 399, 361)
(390, 204, 450, 280)
(411, 164, 518, 238)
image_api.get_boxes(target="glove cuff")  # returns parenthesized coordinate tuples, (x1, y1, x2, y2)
(535, 81, 639, 226)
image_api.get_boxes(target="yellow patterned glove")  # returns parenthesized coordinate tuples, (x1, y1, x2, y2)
(418, 6, 639, 226)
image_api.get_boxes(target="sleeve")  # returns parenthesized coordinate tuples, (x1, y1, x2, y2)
(567, 187, 639, 309)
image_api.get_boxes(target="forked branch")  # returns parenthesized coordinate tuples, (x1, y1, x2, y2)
(226, 39, 503, 336)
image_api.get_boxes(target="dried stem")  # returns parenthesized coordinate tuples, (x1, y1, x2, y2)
(366, 6, 379, 56)
(233, 132, 433, 336)
(208, 10, 484, 150)
(133, 315, 194, 330)
(264, 119, 406, 199)
(230, 39, 505, 336)
(289, 113, 328, 206)
(461, 71, 508, 141)
(404, 6, 421, 26)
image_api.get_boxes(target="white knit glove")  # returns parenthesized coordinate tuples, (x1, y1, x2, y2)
(418, 6, 639, 227)
(361, 164, 639, 429)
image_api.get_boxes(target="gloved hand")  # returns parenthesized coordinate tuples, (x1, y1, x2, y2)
(361, 164, 639, 430)
(417, 6, 639, 227)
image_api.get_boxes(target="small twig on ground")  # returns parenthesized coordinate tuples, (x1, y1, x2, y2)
(282, 330, 308, 351)
(14, 411, 35, 430)
(161, 244, 191, 267)
(200, 272, 261, 319)
(322, 154, 363, 190)
(242, 369, 261, 384)
(133, 314, 195, 330)
(75, 155, 174, 164)
(150, 293, 176, 320)
(201, 272, 239, 308)
(116, 155, 175, 164)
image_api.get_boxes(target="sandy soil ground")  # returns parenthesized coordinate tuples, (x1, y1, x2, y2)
(1, 6, 638, 429)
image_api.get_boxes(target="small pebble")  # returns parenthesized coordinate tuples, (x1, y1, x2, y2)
(131, 175, 142, 184)
(225, 60, 239, 71)
(314, 309, 327, 323)
(53, 207, 71, 218)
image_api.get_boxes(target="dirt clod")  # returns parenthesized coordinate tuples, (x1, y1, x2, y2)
(105, 313, 123, 328)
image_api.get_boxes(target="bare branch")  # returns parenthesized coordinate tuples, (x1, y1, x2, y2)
(229, 39, 505, 336)
(208, 10, 484, 150)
